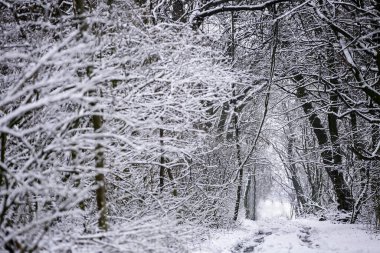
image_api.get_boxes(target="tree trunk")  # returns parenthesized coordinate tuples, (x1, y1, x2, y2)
(349, 112, 370, 223)
(233, 110, 243, 221)
(284, 105, 307, 210)
(244, 169, 257, 220)
(287, 133, 307, 209)
(159, 128, 165, 192)
(76, 0, 107, 230)
(295, 80, 353, 212)
(244, 173, 251, 218)
(172, 0, 185, 22)
(369, 102, 380, 227)
(92, 111, 108, 231)
(0, 132, 6, 187)
(158, 127, 177, 196)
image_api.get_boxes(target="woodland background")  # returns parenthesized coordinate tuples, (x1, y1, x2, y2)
(0, 0, 380, 252)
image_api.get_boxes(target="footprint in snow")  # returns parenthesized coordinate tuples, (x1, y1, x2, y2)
(298, 226, 313, 247)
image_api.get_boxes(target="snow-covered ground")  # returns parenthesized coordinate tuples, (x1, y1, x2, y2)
(192, 200, 380, 253)
(192, 218, 380, 253)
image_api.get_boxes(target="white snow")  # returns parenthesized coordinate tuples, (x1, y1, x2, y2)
(192, 218, 380, 253)
(191, 219, 260, 253)
(256, 199, 293, 220)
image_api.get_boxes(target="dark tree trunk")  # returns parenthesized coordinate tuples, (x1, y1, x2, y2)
(349, 112, 369, 223)
(287, 133, 307, 208)
(159, 127, 177, 196)
(369, 101, 380, 227)
(244, 169, 257, 220)
(92, 113, 108, 231)
(172, 0, 185, 22)
(159, 128, 165, 192)
(0, 132, 6, 187)
(233, 110, 243, 221)
(284, 107, 307, 210)
(295, 79, 353, 212)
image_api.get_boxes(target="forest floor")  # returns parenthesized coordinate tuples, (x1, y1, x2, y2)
(192, 218, 380, 253)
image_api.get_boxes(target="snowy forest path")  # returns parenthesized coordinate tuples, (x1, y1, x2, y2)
(193, 218, 380, 253)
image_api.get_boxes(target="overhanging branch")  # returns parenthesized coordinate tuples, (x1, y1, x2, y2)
(190, 0, 290, 24)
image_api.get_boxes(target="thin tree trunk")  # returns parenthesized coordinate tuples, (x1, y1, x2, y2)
(0, 132, 6, 187)
(368, 102, 380, 227)
(0, 132, 9, 227)
(252, 168, 257, 220)
(166, 167, 178, 197)
(284, 105, 307, 210)
(349, 112, 369, 223)
(233, 110, 243, 221)
(243, 169, 257, 220)
(228, 9, 243, 221)
(75, 0, 107, 230)
(287, 134, 307, 208)
(92, 111, 107, 231)
(159, 128, 165, 192)
(158, 121, 177, 196)
(244, 173, 251, 218)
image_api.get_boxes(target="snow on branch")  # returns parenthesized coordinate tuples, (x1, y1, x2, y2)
(190, 0, 290, 24)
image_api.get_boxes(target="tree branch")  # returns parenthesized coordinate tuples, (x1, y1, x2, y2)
(190, 0, 290, 23)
